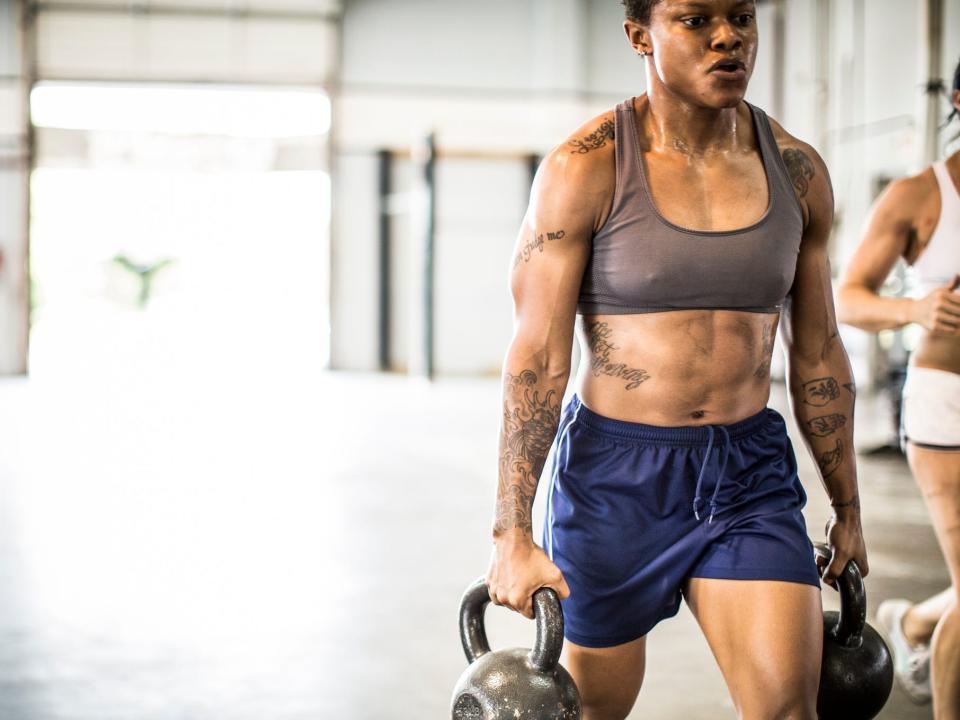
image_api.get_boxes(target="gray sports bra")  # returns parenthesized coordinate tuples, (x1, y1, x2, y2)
(577, 99, 803, 315)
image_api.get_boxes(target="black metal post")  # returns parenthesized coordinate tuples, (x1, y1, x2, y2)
(526, 153, 541, 191)
(423, 134, 437, 379)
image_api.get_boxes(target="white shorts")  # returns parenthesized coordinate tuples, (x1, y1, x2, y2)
(901, 366, 960, 450)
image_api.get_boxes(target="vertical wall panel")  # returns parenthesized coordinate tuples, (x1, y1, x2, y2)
(433, 158, 525, 376)
(744, 2, 776, 112)
(329, 153, 379, 371)
(585, 0, 645, 98)
(0, 0, 29, 374)
(940, 0, 959, 157)
(388, 158, 413, 373)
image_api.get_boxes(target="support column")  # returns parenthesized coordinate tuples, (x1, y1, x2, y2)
(406, 133, 436, 379)
(769, 0, 786, 120)
(813, 0, 832, 164)
(922, 0, 945, 165)
(422, 134, 436, 380)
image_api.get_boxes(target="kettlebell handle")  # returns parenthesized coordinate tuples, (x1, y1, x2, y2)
(458, 577, 564, 672)
(814, 543, 866, 647)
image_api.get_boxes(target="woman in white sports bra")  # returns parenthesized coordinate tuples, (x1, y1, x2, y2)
(838, 57, 960, 713)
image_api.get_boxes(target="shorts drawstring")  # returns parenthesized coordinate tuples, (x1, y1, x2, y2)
(692, 425, 732, 524)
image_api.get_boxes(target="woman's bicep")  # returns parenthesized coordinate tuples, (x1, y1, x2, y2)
(509, 219, 591, 354)
(841, 183, 916, 292)
(507, 147, 605, 353)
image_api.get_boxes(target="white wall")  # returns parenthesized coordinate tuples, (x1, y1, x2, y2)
(330, 152, 379, 371)
(34, 1, 340, 84)
(433, 158, 527, 376)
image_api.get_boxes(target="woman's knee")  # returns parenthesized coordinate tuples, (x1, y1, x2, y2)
(580, 696, 635, 720)
(576, 673, 640, 720)
(565, 638, 644, 720)
(734, 668, 818, 720)
(737, 693, 816, 720)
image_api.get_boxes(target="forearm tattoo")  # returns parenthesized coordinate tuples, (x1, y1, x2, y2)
(586, 321, 650, 391)
(831, 494, 860, 511)
(569, 120, 614, 155)
(801, 377, 840, 406)
(513, 229, 566, 268)
(806, 413, 847, 437)
(817, 439, 844, 478)
(782, 148, 815, 198)
(494, 370, 561, 535)
(794, 371, 854, 490)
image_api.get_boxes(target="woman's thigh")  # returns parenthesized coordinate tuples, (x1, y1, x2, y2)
(684, 578, 822, 719)
(563, 636, 646, 720)
(908, 445, 960, 586)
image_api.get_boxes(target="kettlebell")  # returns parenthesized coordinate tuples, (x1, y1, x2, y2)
(814, 544, 893, 719)
(450, 577, 582, 720)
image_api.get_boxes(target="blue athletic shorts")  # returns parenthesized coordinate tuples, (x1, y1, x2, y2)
(544, 395, 821, 648)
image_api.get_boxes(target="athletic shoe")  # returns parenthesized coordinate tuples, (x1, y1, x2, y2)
(876, 599, 932, 704)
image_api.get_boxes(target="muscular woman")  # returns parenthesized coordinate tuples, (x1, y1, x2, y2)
(838, 57, 960, 716)
(484, 1, 867, 718)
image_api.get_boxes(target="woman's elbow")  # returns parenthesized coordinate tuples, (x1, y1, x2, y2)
(835, 284, 867, 327)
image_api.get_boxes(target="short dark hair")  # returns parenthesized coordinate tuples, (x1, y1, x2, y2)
(621, 0, 660, 24)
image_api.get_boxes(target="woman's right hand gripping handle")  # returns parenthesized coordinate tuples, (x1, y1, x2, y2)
(486, 534, 570, 620)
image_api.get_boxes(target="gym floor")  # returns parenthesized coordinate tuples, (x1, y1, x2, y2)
(0, 370, 944, 719)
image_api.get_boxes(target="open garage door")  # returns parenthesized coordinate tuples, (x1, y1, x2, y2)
(22, 1, 340, 377)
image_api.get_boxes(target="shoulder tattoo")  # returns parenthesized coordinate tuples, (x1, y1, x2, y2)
(782, 148, 815, 198)
(569, 120, 615, 155)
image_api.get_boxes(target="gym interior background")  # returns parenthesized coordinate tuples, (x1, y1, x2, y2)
(0, 0, 958, 717)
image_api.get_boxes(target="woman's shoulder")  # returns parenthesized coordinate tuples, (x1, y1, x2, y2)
(876, 168, 939, 214)
(563, 107, 619, 157)
(760, 113, 824, 172)
(537, 106, 620, 198)
(759, 112, 832, 226)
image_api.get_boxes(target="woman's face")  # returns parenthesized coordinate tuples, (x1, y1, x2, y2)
(629, 0, 759, 110)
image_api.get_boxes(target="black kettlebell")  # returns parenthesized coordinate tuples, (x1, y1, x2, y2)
(814, 544, 893, 719)
(450, 577, 582, 720)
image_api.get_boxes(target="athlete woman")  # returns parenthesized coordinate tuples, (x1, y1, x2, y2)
(483, 1, 867, 718)
(838, 57, 960, 716)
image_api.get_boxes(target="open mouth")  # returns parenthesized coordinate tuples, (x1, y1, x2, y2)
(709, 59, 746, 75)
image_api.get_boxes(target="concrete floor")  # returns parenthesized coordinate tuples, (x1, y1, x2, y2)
(0, 370, 948, 719)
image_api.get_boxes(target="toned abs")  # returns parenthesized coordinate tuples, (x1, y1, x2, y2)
(577, 310, 778, 425)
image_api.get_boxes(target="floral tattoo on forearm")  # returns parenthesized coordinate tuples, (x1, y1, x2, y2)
(494, 370, 561, 535)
